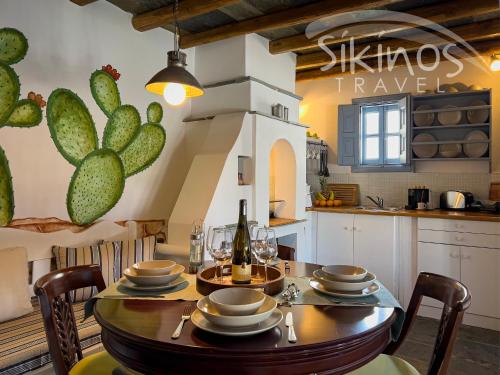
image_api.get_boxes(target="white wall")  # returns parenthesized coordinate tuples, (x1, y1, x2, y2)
(0, 0, 193, 222)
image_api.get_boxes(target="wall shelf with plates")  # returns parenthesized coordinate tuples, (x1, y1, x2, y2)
(411, 89, 491, 167)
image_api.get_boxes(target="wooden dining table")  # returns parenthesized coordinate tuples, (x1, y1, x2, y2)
(94, 261, 397, 375)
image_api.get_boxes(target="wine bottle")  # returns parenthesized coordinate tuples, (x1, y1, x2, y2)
(232, 199, 252, 284)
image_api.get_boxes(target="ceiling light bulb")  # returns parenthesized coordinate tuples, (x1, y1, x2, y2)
(490, 55, 500, 72)
(163, 83, 186, 106)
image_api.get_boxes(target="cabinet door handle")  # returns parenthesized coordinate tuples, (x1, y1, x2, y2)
(455, 236, 464, 242)
(343, 226, 349, 230)
(449, 252, 460, 259)
(461, 255, 471, 260)
(454, 223, 464, 229)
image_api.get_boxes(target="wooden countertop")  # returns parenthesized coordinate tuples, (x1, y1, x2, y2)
(307, 207, 500, 222)
(269, 217, 307, 227)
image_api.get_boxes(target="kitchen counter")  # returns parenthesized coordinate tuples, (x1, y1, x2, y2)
(307, 207, 500, 222)
(269, 217, 307, 227)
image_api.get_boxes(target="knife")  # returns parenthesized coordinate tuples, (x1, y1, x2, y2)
(285, 312, 297, 343)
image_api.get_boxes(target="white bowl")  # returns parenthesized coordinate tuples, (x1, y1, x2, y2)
(321, 265, 367, 281)
(197, 295, 276, 327)
(313, 269, 376, 292)
(123, 264, 184, 286)
(209, 288, 266, 316)
(132, 260, 176, 276)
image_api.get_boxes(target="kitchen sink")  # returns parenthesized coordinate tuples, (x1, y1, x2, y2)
(354, 206, 401, 212)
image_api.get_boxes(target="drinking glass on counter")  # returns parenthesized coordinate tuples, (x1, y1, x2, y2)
(207, 226, 233, 284)
(253, 227, 278, 282)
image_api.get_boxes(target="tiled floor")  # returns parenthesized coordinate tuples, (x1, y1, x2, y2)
(396, 317, 500, 375)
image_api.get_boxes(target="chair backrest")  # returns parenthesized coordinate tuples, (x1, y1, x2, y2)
(34, 265, 106, 375)
(385, 272, 471, 375)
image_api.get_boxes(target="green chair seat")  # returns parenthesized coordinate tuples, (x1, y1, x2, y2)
(70, 351, 139, 375)
(348, 354, 420, 375)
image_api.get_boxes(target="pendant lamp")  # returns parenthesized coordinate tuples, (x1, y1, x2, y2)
(145, 0, 204, 106)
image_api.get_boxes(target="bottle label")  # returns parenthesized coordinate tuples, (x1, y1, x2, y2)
(232, 264, 252, 283)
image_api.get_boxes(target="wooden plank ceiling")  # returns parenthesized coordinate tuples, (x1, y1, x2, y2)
(77, 0, 500, 81)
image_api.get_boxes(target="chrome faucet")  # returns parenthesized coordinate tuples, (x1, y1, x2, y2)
(366, 195, 384, 209)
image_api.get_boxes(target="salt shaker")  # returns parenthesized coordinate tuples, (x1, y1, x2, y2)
(189, 219, 204, 274)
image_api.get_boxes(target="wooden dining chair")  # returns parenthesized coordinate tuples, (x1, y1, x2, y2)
(349, 272, 471, 375)
(34, 265, 139, 375)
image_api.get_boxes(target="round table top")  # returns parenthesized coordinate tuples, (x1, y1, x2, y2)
(95, 261, 396, 375)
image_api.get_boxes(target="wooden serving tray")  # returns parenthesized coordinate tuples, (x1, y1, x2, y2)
(196, 264, 285, 296)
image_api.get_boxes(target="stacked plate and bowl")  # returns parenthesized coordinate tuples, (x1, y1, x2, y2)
(310, 265, 379, 298)
(192, 288, 283, 336)
(119, 260, 186, 291)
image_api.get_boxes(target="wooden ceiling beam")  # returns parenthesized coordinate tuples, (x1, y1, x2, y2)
(179, 0, 400, 49)
(70, 0, 98, 5)
(270, 0, 500, 54)
(297, 18, 500, 70)
(295, 38, 500, 82)
(132, 0, 241, 32)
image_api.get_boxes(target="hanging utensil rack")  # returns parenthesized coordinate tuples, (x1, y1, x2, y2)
(306, 139, 329, 177)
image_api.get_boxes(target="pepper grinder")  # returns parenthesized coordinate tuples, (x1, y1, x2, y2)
(189, 219, 204, 274)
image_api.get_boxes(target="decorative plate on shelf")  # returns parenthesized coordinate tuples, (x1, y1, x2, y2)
(437, 105, 462, 126)
(414, 105, 435, 127)
(438, 143, 462, 158)
(466, 100, 489, 124)
(412, 133, 438, 159)
(463, 130, 489, 158)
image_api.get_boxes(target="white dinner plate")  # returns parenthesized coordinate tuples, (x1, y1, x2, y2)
(191, 308, 283, 336)
(310, 279, 379, 298)
(117, 276, 187, 291)
(437, 105, 462, 126)
(466, 100, 489, 124)
(463, 130, 489, 158)
(197, 295, 277, 328)
(123, 264, 184, 286)
(412, 133, 438, 159)
(438, 143, 462, 158)
(413, 105, 435, 127)
(313, 270, 376, 292)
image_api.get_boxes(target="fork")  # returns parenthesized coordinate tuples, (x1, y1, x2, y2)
(171, 303, 195, 339)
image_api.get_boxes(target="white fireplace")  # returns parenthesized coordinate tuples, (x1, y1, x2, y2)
(163, 34, 310, 261)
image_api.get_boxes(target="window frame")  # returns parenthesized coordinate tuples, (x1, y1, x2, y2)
(352, 93, 411, 173)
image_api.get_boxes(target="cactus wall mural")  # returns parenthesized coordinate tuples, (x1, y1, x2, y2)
(47, 64, 166, 225)
(0, 28, 43, 226)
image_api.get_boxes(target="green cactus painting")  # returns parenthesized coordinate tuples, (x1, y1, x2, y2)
(47, 65, 166, 225)
(0, 28, 43, 226)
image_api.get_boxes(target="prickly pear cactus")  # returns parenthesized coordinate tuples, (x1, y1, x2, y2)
(47, 89, 98, 166)
(90, 70, 121, 117)
(47, 64, 167, 224)
(0, 28, 43, 226)
(0, 145, 14, 226)
(119, 123, 166, 177)
(67, 149, 124, 225)
(103, 104, 141, 152)
(0, 28, 42, 129)
(5, 99, 42, 127)
(0, 28, 28, 65)
(147, 102, 163, 123)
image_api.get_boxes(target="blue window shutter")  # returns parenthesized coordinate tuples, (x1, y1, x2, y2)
(338, 104, 359, 166)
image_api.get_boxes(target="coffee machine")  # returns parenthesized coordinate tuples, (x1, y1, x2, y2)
(407, 187, 432, 210)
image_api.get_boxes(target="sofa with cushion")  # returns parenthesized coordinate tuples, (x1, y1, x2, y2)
(0, 218, 166, 375)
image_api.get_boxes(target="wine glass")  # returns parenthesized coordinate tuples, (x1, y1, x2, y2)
(254, 228, 278, 282)
(249, 224, 264, 280)
(207, 227, 233, 284)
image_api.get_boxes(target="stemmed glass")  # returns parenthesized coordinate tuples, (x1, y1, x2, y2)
(207, 227, 233, 284)
(249, 224, 264, 280)
(253, 227, 278, 282)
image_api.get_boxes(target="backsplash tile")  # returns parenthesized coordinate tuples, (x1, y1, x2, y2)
(308, 171, 500, 208)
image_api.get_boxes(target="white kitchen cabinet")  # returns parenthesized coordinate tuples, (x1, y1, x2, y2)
(316, 212, 354, 265)
(417, 218, 500, 330)
(353, 215, 397, 295)
(305, 211, 318, 263)
(417, 242, 460, 308)
(461, 247, 500, 318)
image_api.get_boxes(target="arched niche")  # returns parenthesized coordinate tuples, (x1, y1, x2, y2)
(269, 139, 297, 219)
